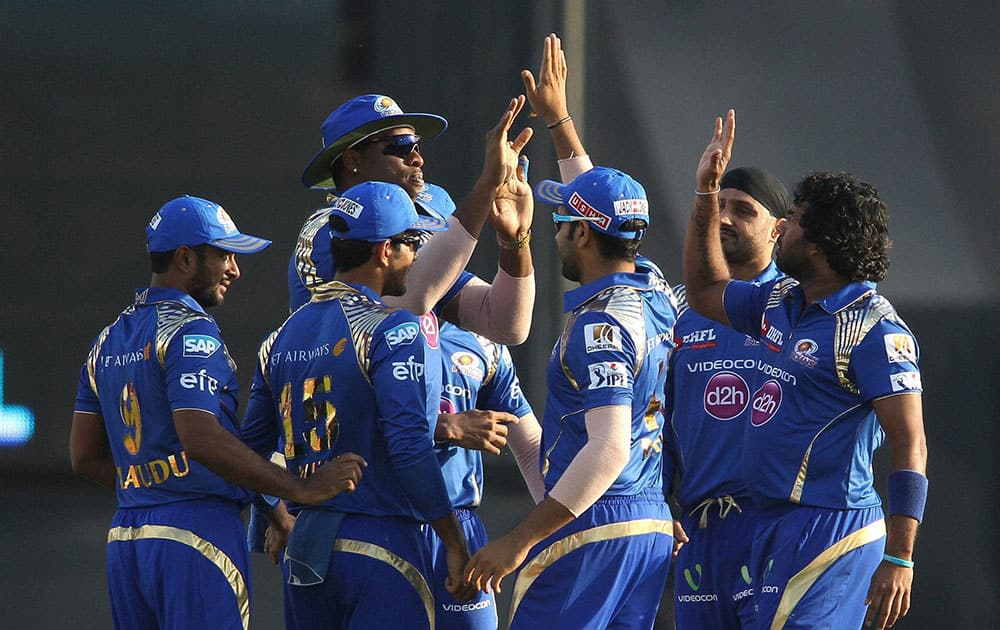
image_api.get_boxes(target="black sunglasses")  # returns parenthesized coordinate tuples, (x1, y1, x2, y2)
(389, 233, 424, 251)
(367, 134, 421, 159)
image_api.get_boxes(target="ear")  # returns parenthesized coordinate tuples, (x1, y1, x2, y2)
(574, 220, 593, 247)
(340, 149, 363, 175)
(770, 218, 785, 243)
(173, 246, 195, 273)
(372, 240, 393, 267)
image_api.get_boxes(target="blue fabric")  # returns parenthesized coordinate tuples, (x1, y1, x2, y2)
(751, 504, 885, 629)
(285, 510, 346, 586)
(886, 469, 928, 522)
(106, 499, 249, 630)
(286, 513, 436, 630)
(509, 492, 672, 630)
(722, 278, 922, 509)
(543, 270, 677, 497)
(74, 287, 252, 508)
(425, 509, 497, 630)
(672, 500, 762, 629)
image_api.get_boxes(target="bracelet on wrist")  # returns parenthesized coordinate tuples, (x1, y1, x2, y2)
(497, 229, 531, 251)
(882, 554, 914, 568)
(546, 115, 572, 129)
(695, 187, 721, 196)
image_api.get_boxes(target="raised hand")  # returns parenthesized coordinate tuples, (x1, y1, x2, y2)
(522, 33, 569, 124)
(492, 155, 532, 241)
(481, 96, 533, 191)
(295, 452, 366, 505)
(696, 109, 735, 192)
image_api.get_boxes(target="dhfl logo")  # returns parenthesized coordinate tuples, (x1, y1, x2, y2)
(750, 379, 782, 426)
(703, 371, 750, 421)
(762, 320, 784, 349)
(419, 313, 439, 349)
(567, 192, 611, 230)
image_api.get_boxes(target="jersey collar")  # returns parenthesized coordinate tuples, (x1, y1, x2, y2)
(788, 279, 877, 314)
(563, 271, 656, 313)
(134, 287, 208, 315)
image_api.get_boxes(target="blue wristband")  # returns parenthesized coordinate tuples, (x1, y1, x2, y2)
(883, 554, 914, 568)
(887, 469, 928, 522)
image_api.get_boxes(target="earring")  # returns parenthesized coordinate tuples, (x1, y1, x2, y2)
(352, 168, 359, 173)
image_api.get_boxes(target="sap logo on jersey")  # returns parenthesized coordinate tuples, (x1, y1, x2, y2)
(180, 369, 219, 394)
(588, 362, 629, 389)
(384, 322, 419, 348)
(703, 371, 750, 421)
(585, 323, 622, 353)
(884, 334, 916, 364)
(183, 334, 220, 358)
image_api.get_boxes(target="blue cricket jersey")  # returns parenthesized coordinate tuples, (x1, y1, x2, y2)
(436, 321, 532, 508)
(542, 270, 677, 496)
(74, 287, 252, 508)
(241, 280, 452, 522)
(663, 262, 783, 509)
(723, 278, 923, 509)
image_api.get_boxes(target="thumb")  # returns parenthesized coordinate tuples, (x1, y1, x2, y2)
(521, 70, 537, 93)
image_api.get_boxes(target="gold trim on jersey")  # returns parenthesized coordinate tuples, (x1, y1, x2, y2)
(107, 524, 249, 630)
(558, 285, 648, 390)
(294, 205, 337, 293)
(86, 321, 116, 397)
(472, 331, 502, 387)
(789, 404, 863, 503)
(507, 517, 674, 626)
(833, 290, 903, 393)
(333, 538, 435, 628)
(311, 281, 397, 383)
(769, 519, 886, 630)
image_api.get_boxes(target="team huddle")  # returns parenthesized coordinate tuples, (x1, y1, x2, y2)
(70, 34, 927, 630)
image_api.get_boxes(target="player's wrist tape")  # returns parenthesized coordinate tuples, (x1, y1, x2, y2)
(887, 469, 928, 522)
(695, 187, 721, 196)
(882, 554, 914, 568)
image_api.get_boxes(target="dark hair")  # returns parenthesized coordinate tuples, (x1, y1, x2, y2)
(328, 215, 375, 272)
(150, 244, 215, 274)
(794, 172, 891, 282)
(150, 249, 174, 273)
(592, 219, 646, 262)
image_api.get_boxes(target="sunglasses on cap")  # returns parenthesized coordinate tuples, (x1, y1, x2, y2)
(552, 211, 602, 230)
(367, 134, 422, 159)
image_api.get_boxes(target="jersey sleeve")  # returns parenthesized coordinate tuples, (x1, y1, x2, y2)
(477, 344, 533, 418)
(74, 361, 101, 414)
(241, 339, 281, 458)
(563, 311, 637, 410)
(163, 319, 231, 417)
(849, 319, 923, 401)
(370, 311, 452, 520)
(723, 278, 775, 339)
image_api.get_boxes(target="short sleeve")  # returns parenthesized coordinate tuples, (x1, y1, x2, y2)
(563, 311, 637, 409)
(850, 320, 922, 401)
(163, 319, 231, 417)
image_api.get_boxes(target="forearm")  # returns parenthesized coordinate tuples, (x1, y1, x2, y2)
(682, 195, 731, 321)
(548, 406, 631, 516)
(70, 411, 117, 489)
(503, 496, 576, 552)
(176, 410, 306, 502)
(548, 119, 587, 161)
(558, 154, 594, 183)
(451, 177, 499, 240)
(507, 413, 545, 504)
(456, 270, 534, 345)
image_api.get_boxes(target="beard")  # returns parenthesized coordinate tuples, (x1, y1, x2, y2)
(189, 258, 223, 309)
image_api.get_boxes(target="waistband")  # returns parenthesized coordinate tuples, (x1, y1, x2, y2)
(594, 488, 667, 506)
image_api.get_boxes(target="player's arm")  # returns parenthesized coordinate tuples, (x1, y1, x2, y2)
(682, 110, 736, 325)
(507, 412, 545, 504)
(70, 411, 116, 489)
(174, 409, 364, 505)
(434, 409, 517, 455)
(523, 32, 588, 161)
(464, 405, 631, 593)
(864, 392, 927, 630)
(390, 96, 533, 320)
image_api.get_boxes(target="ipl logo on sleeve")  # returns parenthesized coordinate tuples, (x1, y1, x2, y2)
(587, 362, 629, 389)
(884, 334, 917, 364)
(890, 371, 922, 392)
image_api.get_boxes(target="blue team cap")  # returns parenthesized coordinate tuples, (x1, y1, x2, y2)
(146, 195, 272, 253)
(302, 94, 448, 190)
(535, 166, 650, 239)
(328, 181, 448, 242)
(414, 182, 457, 221)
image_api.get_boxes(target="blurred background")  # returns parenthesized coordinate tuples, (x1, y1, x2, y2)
(1, 1, 997, 628)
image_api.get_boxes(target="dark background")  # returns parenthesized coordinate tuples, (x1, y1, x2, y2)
(1, 1, 996, 628)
